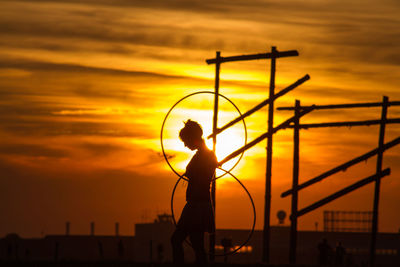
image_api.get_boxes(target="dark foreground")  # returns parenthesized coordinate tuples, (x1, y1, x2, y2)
(0, 261, 322, 267)
(10, 261, 400, 267)
(3, 261, 398, 267)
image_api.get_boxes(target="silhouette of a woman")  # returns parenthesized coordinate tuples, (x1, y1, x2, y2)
(171, 120, 217, 264)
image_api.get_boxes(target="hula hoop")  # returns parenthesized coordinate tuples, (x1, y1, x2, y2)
(160, 91, 247, 180)
(170, 167, 256, 257)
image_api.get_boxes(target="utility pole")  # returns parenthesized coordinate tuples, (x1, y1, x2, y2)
(263, 46, 277, 263)
(210, 51, 221, 261)
(370, 96, 388, 266)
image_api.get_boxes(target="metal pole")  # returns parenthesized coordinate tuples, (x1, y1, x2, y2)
(206, 50, 298, 64)
(296, 169, 390, 218)
(65, 221, 70, 236)
(277, 101, 400, 111)
(207, 74, 310, 139)
(263, 46, 276, 263)
(370, 96, 388, 266)
(281, 136, 400, 198)
(91, 222, 95, 236)
(210, 51, 221, 261)
(218, 105, 315, 166)
(289, 100, 300, 264)
(281, 118, 400, 129)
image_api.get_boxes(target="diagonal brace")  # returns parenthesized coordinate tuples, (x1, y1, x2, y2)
(218, 105, 315, 166)
(208, 74, 310, 139)
(281, 136, 400, 198)
(277, 101, 400, 111)
(293, 168, 390, 218)
(206, 50, 298, 64)
(282, 118, 400, 129)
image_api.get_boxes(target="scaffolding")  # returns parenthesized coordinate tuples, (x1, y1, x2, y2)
(206, 47, 307, 262)
(323, 210, 373, 232)
(204, 47, 400, 266)
(279, 97, 400, 265)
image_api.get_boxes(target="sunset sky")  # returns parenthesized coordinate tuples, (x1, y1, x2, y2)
(1, 0, 400, 238)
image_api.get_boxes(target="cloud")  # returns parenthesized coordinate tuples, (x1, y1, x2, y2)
(0, 156, 175, 237)
(79, 142, 130, 156)
(0, 1, 231, 52)
(0, 57, 209, 108)
(0, 58, 187, 79)
(0, 143, 69, 158)
(0, 118, 154, 138)
(2, 0, 400, 69)
(1, 0, 400, 235)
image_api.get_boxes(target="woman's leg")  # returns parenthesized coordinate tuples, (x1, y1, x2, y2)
(171, 228, 187, 263)
(189, 231, 207, 264)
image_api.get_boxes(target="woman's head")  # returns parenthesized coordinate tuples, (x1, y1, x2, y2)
(179, 119, 203, 150)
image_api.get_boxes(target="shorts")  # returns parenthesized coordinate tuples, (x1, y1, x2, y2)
(177, 201, 215, 233)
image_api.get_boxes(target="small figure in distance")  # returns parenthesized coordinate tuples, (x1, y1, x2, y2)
(334, 242, 346, 266)
(171, 120, 217, 264)
(318, 238, 332, 266)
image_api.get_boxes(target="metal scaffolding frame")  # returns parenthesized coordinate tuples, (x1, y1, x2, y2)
(206, 47, 307, 262)
(278, 96, 400, 265)
(323, 210, 373, 232)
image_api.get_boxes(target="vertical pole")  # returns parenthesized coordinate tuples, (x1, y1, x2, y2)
(65, 221, 70, 236)
(263, 46, 276, 263)
(115, 222, 120, 236)
(91, 222, 95, 236)
(370, 96, 388, 266)
(210, 51, 221, 261)
(289, 99, 300, 264)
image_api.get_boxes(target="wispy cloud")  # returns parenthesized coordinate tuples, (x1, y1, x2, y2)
(1, 0, 400, 236)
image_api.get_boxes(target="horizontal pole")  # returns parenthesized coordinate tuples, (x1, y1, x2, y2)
(283, 118, 400, 129)
(278, 101, 400, 111)
(206, 50, 298, 65)
(207, 74, 310, 139)
(281, 136, 400, 198)
(218, 105, 315, 166)
(294, 168, 391, 218)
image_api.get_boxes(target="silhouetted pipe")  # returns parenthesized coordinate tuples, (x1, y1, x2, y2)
(281, 118, 400, 129)
(281, 136, 400, 198)
(371, 96, 389, 266)
(293, 168, 390, 218)
(207, 74, 310, 139)
(289, 100, 300, 264)
(218, 105, 315, 166)
(115, 222, 119, 236)
(206, 50, 298, 64)
(65, 222, 70, 236)
(90, 222, 95, 236)
(210, 51, 221, 261)
(263, 46, 277, 264)
(277, 101, 400, 110)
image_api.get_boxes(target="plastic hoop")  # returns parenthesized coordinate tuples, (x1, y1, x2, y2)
(160, 91, 247, 180)
(170, 167, 256, 257)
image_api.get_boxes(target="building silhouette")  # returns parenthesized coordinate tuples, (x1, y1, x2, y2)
(0, 214, 399, 265)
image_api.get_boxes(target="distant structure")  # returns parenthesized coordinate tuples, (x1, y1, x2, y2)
(277, 210, 287, 225)
(1, 214, 399, 265)
(324, 210, 372, 232)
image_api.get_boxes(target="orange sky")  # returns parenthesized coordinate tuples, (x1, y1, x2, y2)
(1, 0, 400, 238)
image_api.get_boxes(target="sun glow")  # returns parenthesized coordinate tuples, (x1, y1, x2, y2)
(205, 131, 244, 163)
